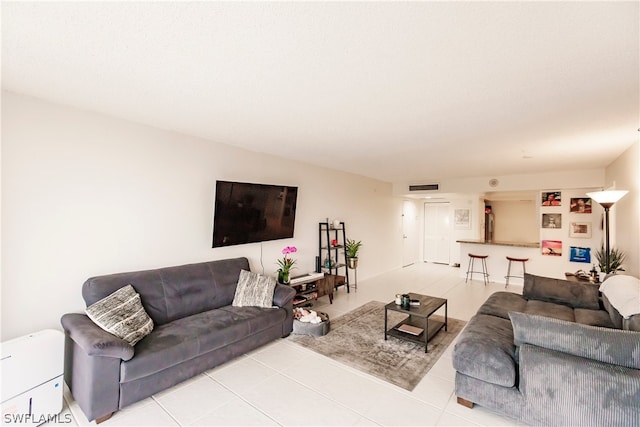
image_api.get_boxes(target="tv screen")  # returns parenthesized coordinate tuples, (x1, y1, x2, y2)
(212, 180, 298, 248)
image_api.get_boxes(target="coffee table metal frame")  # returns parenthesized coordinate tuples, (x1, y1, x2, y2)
(384, 293, 448, 353)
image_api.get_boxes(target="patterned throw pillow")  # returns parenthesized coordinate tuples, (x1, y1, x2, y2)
(85, 284, 154, 346)
(232, 269, 277, 308)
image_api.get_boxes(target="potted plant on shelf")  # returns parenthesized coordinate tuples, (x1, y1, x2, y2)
(345, 239, 362, 269)
(277, 246, 297, 284)
(594, 244, 626, 279)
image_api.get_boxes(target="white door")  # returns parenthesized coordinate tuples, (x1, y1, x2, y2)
(424, 202, 451, 264)
(402, 200, 418, 267)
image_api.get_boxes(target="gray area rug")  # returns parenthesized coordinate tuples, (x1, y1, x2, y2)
(289, 300, 466, 391)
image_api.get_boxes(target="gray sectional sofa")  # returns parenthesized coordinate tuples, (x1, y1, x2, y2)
(453, 273, 640, 426)
(61, 257, 295, 422)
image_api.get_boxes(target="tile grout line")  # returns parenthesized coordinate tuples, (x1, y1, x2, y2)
(201, 369, 284, 426)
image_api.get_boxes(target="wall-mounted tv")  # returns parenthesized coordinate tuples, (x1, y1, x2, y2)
(212, 180, 298, 248)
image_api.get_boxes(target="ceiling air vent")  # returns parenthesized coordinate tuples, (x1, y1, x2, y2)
(409, 184, 439, 191)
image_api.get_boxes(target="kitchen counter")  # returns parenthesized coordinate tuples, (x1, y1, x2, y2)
(456, 239, 539, 248)
(457, 240, 541, 285)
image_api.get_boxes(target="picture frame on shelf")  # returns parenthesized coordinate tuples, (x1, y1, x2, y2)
(569, 221, 592, 238)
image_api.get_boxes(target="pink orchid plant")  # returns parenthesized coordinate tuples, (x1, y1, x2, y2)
(277, 246, 297, 274)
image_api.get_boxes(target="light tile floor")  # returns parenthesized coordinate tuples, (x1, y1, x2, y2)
(59, 262, 525, 426)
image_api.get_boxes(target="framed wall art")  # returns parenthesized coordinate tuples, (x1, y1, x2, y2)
(454, 208, 471, 229)
(569, 221, 592, 238)
(569, 246, 591, 263)
(542, 213, 562, 229)
(569, 198, 592, 213)
(541, 191, 561, 206)
(541, 240, 562, 256)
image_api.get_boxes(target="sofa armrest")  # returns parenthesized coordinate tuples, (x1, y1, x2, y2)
(61, 313, 134, 361)
(273, 284, 296, 308)
(509, 311, 640, 369)
(273, 284, 296, 336)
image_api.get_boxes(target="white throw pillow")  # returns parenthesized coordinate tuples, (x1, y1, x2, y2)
(85, 284, 154, 346)
(599, 275, 640, 319)
(232, 269, 277, 308)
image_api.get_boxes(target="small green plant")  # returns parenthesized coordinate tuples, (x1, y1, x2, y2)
(345, 239, 362, 259)
(594, 244, 626, 273)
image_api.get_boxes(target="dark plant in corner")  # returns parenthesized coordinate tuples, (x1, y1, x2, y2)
(345, 239, 362, 269)
(594, 244, 626, 274)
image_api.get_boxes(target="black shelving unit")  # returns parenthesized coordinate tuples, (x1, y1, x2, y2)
(318, 221, 350, 293)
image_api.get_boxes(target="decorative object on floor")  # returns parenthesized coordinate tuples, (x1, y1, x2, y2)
(345, 238, 362, 290)
(277, 245, 297, 284)
(289, 301, 466, 391)
(292, 308, 330, 336)
(586, 189, 628, 273)
(345, 238, 362, 268)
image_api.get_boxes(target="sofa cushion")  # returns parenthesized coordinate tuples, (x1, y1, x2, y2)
(452, 314, 517, 387)
(509, 312, 640, 370)
(232, 270, 277, 308)
(85, 285, 154, 346)
(477, 292, 527, 320)
(574, 308, 615, 328)
(120, 305, 285, 382)
(523, 273, 600, 310)
(524, 300, 575, 322)
(82, 258, 250, 325)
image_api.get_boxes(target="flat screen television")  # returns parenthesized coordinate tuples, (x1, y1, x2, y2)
(212, 180, 298, 248)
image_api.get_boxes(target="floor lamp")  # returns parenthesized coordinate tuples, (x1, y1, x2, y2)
(586, 190, 628, 273)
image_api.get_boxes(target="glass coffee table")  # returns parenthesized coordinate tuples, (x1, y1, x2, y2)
(384, 293, 447, 353)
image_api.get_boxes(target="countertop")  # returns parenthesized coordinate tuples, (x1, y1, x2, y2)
(456, 239, 540, 248)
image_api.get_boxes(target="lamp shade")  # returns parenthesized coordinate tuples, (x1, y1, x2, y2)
(586, 190, 628, 205)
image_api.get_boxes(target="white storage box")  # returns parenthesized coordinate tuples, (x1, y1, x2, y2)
(1, 330, 64, 426)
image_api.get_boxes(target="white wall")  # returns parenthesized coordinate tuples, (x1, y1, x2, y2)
(605, 141, 639, 277)
(1, 92, 403, 340)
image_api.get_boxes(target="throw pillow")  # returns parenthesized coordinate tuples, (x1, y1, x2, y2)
(599, 275, 640, 319)
(232, 269, 277, 308)
(85, 284, 154, 346)
(522, 273, 600, 310)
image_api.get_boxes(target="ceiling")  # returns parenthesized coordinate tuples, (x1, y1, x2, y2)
(2, 1, 639, 184)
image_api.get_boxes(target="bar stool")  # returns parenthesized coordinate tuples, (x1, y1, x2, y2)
(465, 254, 489, 285)
(505, 256, 528, 288)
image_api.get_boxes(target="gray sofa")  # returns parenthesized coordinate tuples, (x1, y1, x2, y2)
(61, 257, 295, 423)
(453, 273, 640, 426)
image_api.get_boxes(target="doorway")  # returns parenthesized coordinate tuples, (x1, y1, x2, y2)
(424, 202, 451, 264)
(402, 200, 418, 267)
